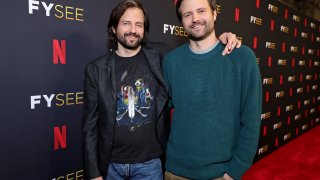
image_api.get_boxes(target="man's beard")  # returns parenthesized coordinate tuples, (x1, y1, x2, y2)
(186, 20, 214, 41)
(117, 32, 143, 50)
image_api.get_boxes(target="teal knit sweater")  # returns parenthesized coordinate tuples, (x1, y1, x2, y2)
(162, 42, 262, 180)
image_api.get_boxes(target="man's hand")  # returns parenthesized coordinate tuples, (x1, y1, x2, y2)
(91, 176, 103, 180)
(218, 32, 242, 56)
(223, 173, 234, 180)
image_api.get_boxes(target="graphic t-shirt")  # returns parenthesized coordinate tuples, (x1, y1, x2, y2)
(110, 50, 162, 163)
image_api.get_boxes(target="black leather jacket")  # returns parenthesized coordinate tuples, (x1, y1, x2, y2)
(82, 42, 171, 179)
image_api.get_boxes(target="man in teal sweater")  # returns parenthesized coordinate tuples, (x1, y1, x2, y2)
(162, 0, 262, 179)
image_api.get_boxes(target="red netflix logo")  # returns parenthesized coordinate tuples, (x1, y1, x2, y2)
(256, 0, 260, 8)
(270, 20, 274, 31)
(53, 39, 66, 64)
(284, 9, 288, 19)
(304, 18, 307, 27)
(253, 36, 258, 49)
(235, 8, 240, 22)
(54, 125, 67, 150)
(282, 42, 286, 53)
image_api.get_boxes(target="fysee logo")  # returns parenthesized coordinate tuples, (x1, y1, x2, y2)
(276, 91, 284, 98)
(312, 85, 318, 90)
(28, 0, 84, 21)
(293, 15, 300, 22)
(30, 92, 83, 109)
(278, 59, 287, 65)
(301, 32, 308, 38)
(283, 133, 291, 141)
(266, 42, 276, 49)
(286, 104, 294, 111)
(288, 76, 295, 82)
(304, 100, 310, 105)
(250, 16, 262, 25)
(280, 25, 289, 33)
(310, 22, 316, 29)
(297, 87, 304, 93)
(290, 46, 298, 52)
(263, 78, 273, 85)
(273, 122, 282, 130)
(261, 112, 271, 120)
(258, 145, 268, 155)
(308, 49, 314, 54)
(299, 60, 306, 66)
(268, 4, 278, 13)
(163, 24, 187, 37)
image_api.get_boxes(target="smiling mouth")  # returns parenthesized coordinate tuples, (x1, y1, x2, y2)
(191, 23, 204, 31)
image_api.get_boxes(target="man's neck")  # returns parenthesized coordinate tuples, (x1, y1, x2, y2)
(189, 32, 218, 52)
(116, 45, 141, 57)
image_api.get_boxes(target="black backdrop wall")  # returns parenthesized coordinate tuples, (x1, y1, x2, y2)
(0, 0, 319, 179)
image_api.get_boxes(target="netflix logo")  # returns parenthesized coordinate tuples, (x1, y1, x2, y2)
(235, 8, 240, 22)
(54, 125, 67, 150)
(53, 39, 66, 64)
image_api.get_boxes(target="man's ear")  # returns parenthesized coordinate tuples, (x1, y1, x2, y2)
(213, 10, 217, 22)
(112, 26, 116, 34)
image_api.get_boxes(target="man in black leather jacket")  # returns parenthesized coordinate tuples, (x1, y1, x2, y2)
(82, 0, 241, 179)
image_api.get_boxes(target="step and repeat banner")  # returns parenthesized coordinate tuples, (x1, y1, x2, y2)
(0, 0, 319, 179)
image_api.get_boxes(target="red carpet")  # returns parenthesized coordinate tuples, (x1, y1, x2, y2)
(243, 125, 320, 180)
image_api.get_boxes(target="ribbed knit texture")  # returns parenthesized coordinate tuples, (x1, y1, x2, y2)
(162, 42, 262, 180)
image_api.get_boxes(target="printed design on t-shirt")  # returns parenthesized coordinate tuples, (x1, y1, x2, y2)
(116, 77, 154, 127)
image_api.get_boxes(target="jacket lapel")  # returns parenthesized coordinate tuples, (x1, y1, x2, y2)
(142, 47, 168, 91)
(104, 51, 117, 103)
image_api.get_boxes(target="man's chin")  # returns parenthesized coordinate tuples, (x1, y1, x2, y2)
(189, 35, 206, 41)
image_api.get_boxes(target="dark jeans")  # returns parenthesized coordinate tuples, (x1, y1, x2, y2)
(106, 158, 162, 180)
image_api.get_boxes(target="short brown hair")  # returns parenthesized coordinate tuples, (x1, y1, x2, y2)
(175, 0, 216, 22)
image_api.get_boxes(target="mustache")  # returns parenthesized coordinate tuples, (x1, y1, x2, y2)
(190, 21, 206, 28)
(124, 32, 141, 38)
